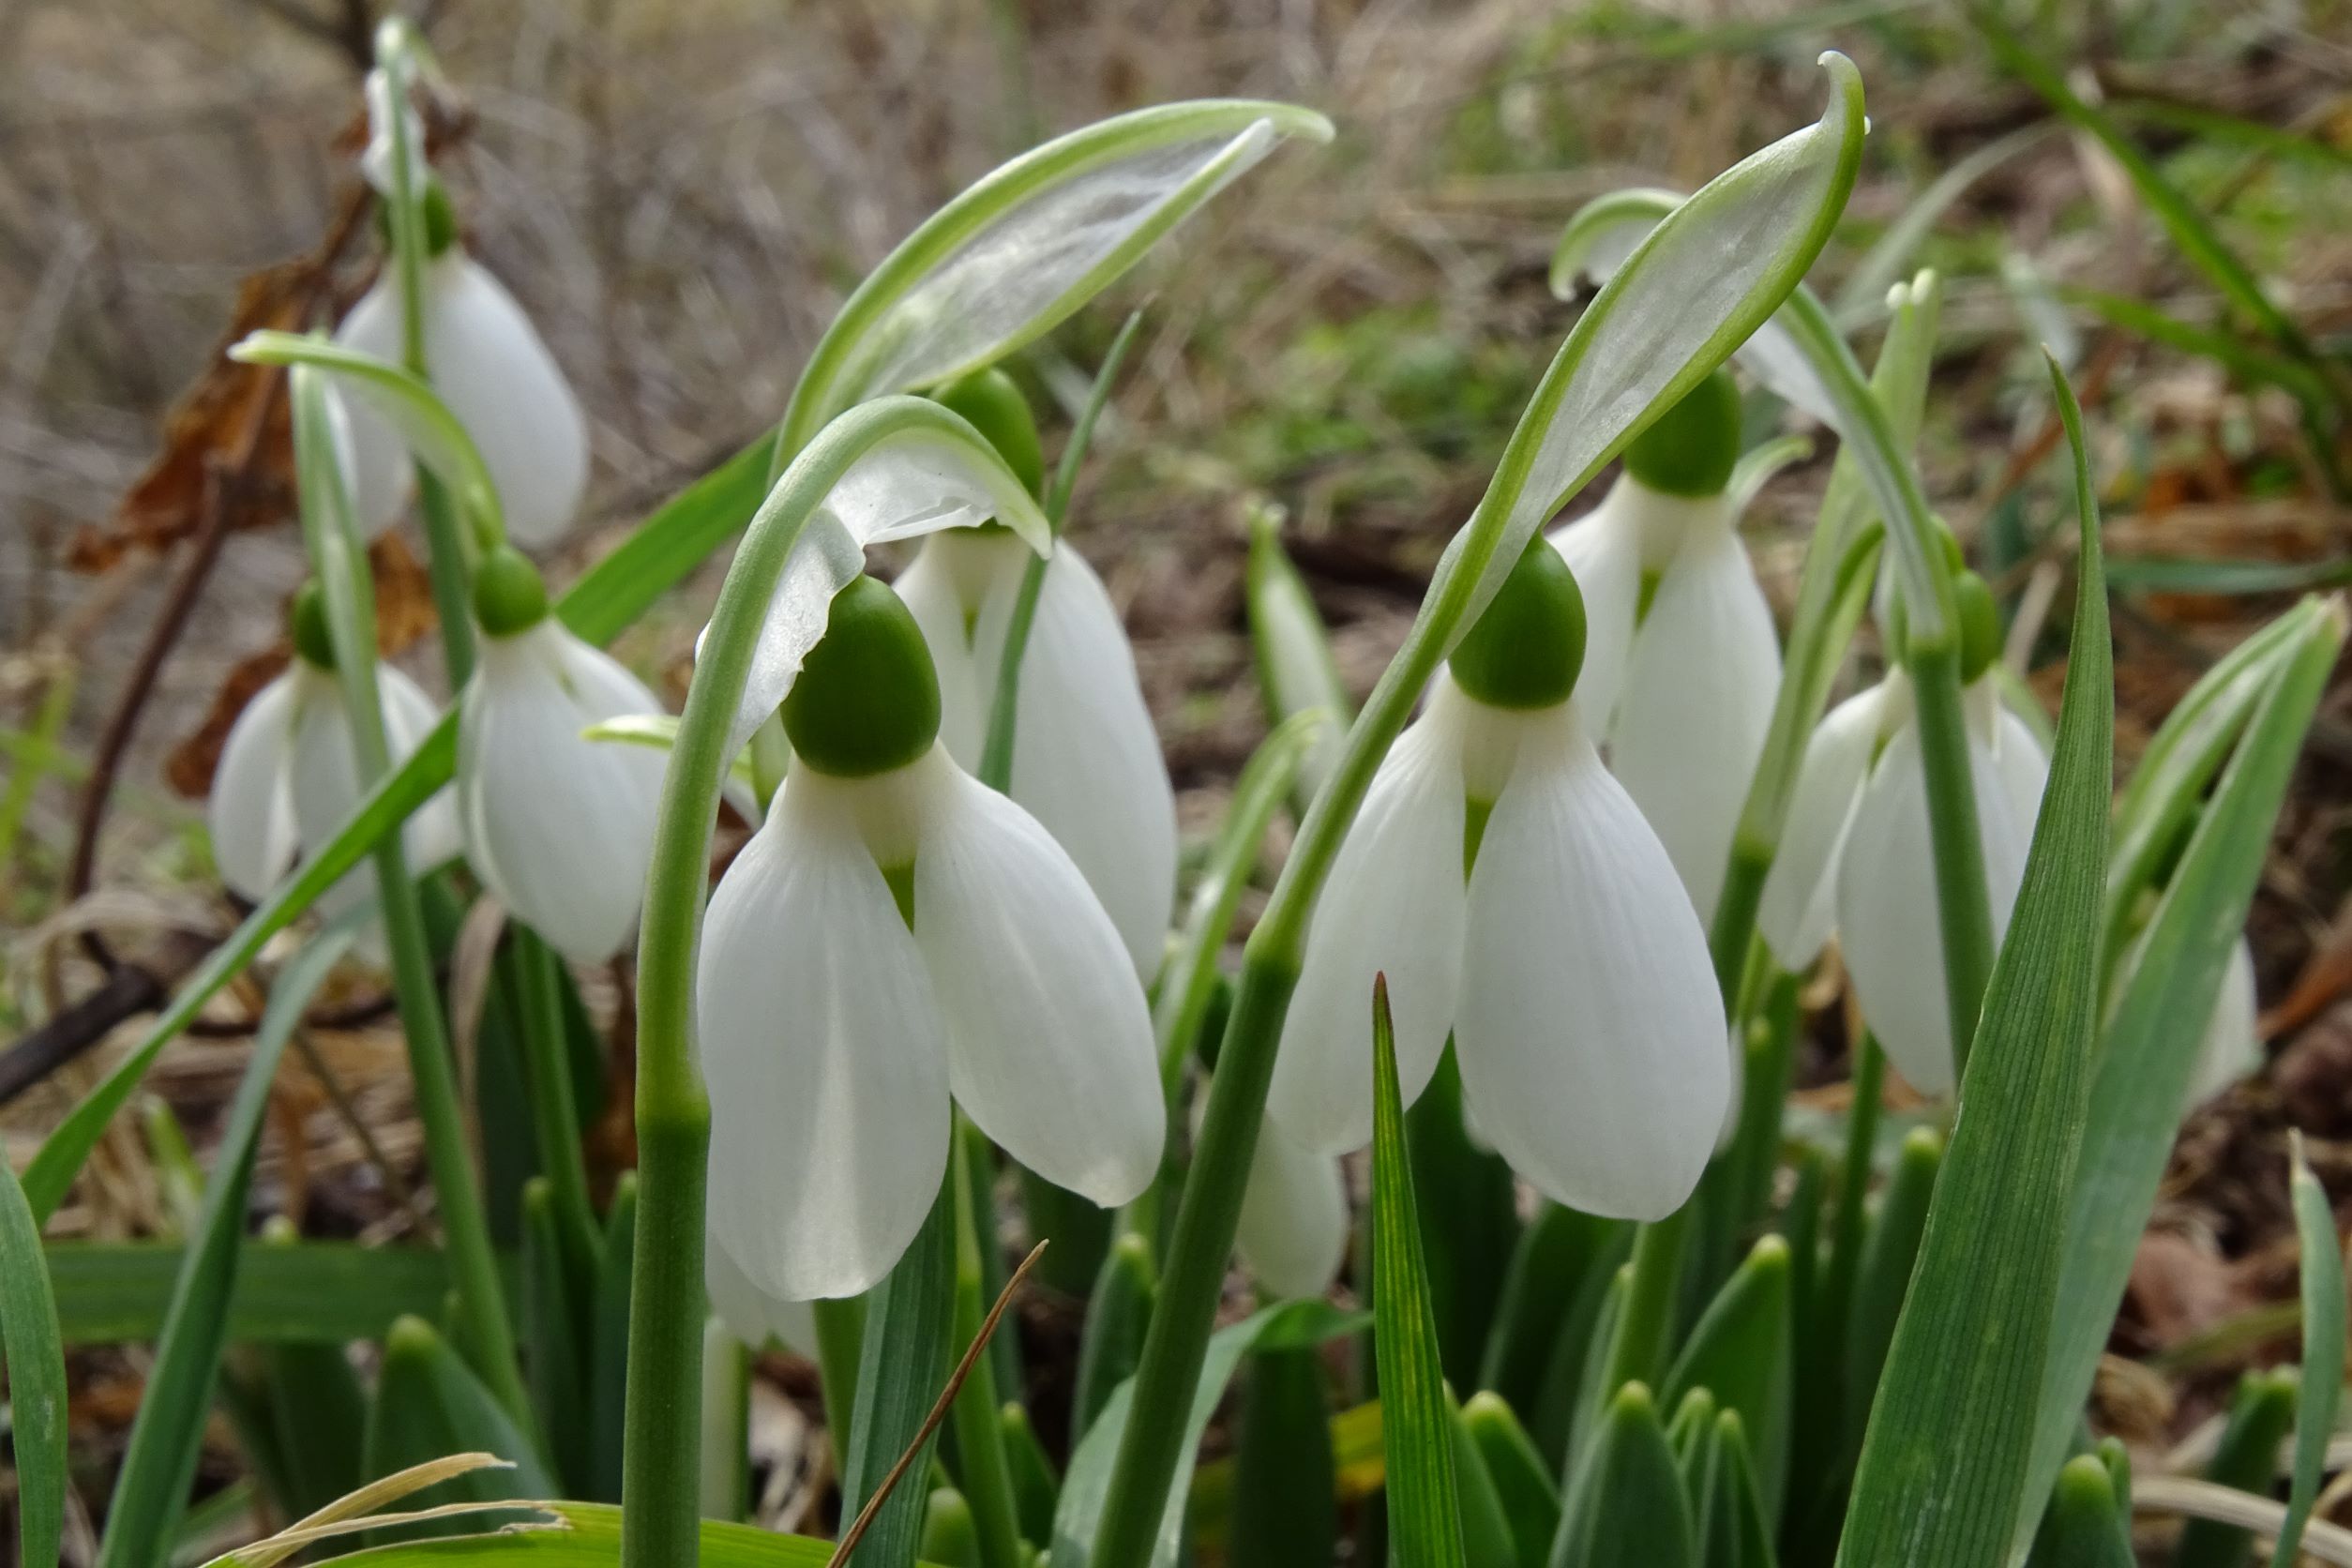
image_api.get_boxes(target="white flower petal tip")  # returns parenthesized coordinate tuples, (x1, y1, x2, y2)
(915, 764, 1164, 1206)
(1756, 685, 1886, 969)
(209, 671, 305, 900)
(722, 422, 1053, 761)
(1236, 1114, 1350, 1302)
(700, 771, 954, 1301)
(705, 1234, 816, 1356)
(1455, 713, 1727, 1220)
(331, 255, 589, 544)
(459, 624, 670, 963)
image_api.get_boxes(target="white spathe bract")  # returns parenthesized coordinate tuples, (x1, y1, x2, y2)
(1235, 1111, 1349, 1302)
(720, 430, 1051, 761)
(700, 744, 1162, 1302)
(457, 620, 669, 962)
(333, 251, 589, 544)
(211, 658, 460, 919)
(1548, 473, 1782, 920)
(1265, 672, 1726, 1221)
(897, 529, 1179, 975)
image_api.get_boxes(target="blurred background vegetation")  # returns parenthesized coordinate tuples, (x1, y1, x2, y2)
(4, 0, 2352, 1548)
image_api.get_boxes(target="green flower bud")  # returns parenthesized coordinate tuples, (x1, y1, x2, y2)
(783, 575, 942, 777)
(931, 368, 1044, 500)
(290, 581, 337, 671)
(1954, 570, 2002, 684)
(473, 544, 550, 637)
(1624, 368, 1741, 498)
(1450, 537, 1587, 710)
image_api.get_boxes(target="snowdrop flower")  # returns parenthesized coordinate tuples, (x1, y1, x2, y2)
(1265, 536, 1728, 1221)
(1235, 1109, 1350, 1301)
(700, 574, 1163, 1301)
(333, 82, 588, 544)
(1547, 369, 1779, 921)
(456, 547, 669, 962)
(211, 584, 460, 923)
(895, 371, 1179, 975)
(2183, 939, 2262, 1114)
(1757, 572, 2039, 1094)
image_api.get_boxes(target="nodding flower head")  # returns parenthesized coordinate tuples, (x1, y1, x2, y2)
(1266, 537, 1728, 1222)
(209, 582, 460, 935)
(896, 371, 1178, 976)
(699, 574, 1163, 1303)
(1546, 369, 1780, 922)
(455, 548, 670, 962)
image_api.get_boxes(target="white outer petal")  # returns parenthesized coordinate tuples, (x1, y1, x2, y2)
(979, 547, 1177, 976)
(458, 624, 668, 961)
(700, 771, 952, 1301)
(378, 664, 462, 873)
(329, 282, 416, 537)
(912, 754, 1164, 1205)
(1545, 494, 1642, 731)
(1607, 520, 1782, 921)
(1990, 701, 2051, 829)
(1235, 1112, 1350, 1301)
(286, 670, 383, 926)
(895, 539, 992, 765)
(2183, 939, 2262, 1115)
(422, 255, 590, 545)
(1756, 685, 1885, 969)
(209, 671, 303, 900)
(1455, 705, 1727, 1219)
(705, 1230, 816, 1356)
(1268, 692, 1469, 1155)
(1834, 721, 2032, 1096)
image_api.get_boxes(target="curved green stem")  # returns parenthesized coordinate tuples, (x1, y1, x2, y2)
(289, 364, 528, 1424)
(1907, 640, 1995, 1076)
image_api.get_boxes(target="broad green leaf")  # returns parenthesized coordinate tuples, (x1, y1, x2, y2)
(46, 1241, 453, 1344)
(0, 1133, 68, 1568)
(1663, 1235, 1792, 1524)
(1462, 1394, 1560, 1568)
(1245, 504, 1352, 801)
(2026, 1455, 2136, 1568)
(20, 433, 776, 1225)
(98, 925, 355, 1568)
(780, 101, 1332, 455)
(1837, 355, 2114, 1568)
(1470, 53, 1864, 619)
(282, 1502, 950, 1565)
(1371, 978, 1470, 1568)
(2176, 1368, 2298, 1568)
(1551, 1383, 1696, 1568)
(1052, 1298, 1364, 1568)
(2273, 1134, 2346, 1568)
(2019, 597, 2342, 1544)
(230, 333, 500, 537)
(1228, 1349, 1336, 1568)
(838, 1178, 957, 1568)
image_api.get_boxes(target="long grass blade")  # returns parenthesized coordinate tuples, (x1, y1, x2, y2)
(2272, 1133, 2347, 1567)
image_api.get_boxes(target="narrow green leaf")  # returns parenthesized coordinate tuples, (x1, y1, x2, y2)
(1527, 1223, 1636, 1470)
(1837, 354, 2115, 1568)
(362, 1316, 556, 1545)
(521, 1182, 595, 1498)
(2021, 597, 2343, 1539)
(46, 1241, 453, 1343)
(1245, 503, 1352, 803)
(2026, 1455, 2136, 1568)
(2272, 1133, 2346, 1568)
(1370, 975, 1469, 1568)
(1841, 1127, 1942, 1456)
(1551, 1383, 1696, 1568)
(1072, 1233, 1158, 1445)
(1407, 1048, 1520, 1392)
(2174, 1368, 2297, 1568)
(838, 1178, 958, 1568)
(1228, 1349, 1336, 1568)
(1832, 122, 2056, 317)
(2058, 289, 2333, 407)
(1000, 1402, 1060, 1548)
(1462, 1394, 1560, 1568)
(1449, 1394, 1519, 1568)
(253, 1338, 371, 1524)
(1480, 1204, 1628, 1417)
(0, 1133, 68, 1568)
(588, 1175, 637, 1505)
(98, 926, 355, 1568)
(1663, 1235, 1793, 1524)
(921, 1490, 982, 1568)
(283, 1501, 951, 1565)
(1670, 1388, 1723, 1488)
(1696, 1411, 1779, 1568)
(1051, 1297, 1364, 1568)
(2105, 554, 2352, 597)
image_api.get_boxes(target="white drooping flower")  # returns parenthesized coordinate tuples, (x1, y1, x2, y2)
(2183, 939, 2262, 1114)
(333, 74, 588, 544)
(897, 527, 1179, 975)
(1265, 539, 1729, 1222)
(455, 549, 669, 963)
(1547, 370, 1780, 921)
(210, 588, 460, 926)
(700, 576, 1164, 1302)
(1235, 1109, 1351, 1302)
(705, 1230, 816, 1356)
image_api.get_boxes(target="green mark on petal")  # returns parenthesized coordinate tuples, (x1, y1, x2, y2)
(290, 581, 337, 671)
(473, 545, 550, 637)
(782, 576, 942, 778)
(1954, 571, 2001, 685)
(883, 862, 918, 928)
(1624, 369, 1740, 499)
(1451, 537, 1586, 711)
(1463, 797, 1496, 882)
